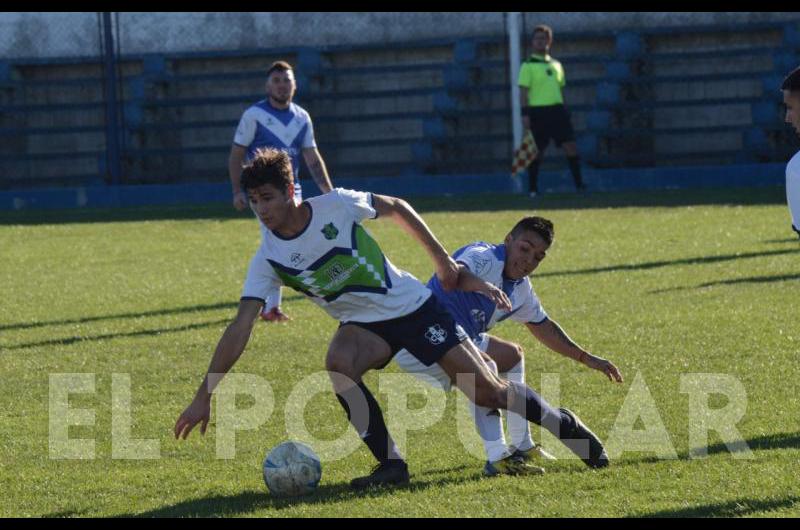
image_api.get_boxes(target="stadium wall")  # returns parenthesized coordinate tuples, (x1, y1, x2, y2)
(0, 164, 786, 211)
(1, 12, 799, 58)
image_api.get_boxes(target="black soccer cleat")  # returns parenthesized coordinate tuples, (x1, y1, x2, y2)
(350, 460, 410, 490)
(559, 407, 609, 469)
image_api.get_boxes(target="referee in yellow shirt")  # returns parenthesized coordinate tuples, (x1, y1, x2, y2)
(518, 25, 586, 197)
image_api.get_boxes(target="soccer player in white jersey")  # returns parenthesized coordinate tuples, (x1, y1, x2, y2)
(394, 217, 623, 476)
(228, 61, 334, 322)
(782, 66, 800, 239)
(176, 148, 618, 489)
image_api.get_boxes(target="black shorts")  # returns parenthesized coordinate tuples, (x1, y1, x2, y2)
(527, 104, 575, 150)
(340, 294, 468, 368)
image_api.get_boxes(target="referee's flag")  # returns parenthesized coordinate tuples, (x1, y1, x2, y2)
(511, 130, 539, 176)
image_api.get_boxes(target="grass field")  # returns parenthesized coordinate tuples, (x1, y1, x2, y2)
(1, 187, 799, 517)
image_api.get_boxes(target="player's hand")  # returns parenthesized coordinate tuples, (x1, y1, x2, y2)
(232, 191, 248, 211)
(584, 354, 624, 383)
(480, 283, 512, 312)
(436, 255, 460, 291)
(174, 396, 211, 440)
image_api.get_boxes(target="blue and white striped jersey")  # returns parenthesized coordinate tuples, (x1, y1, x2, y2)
(233, 99, 316, 180)
(428, 241, 548, 340)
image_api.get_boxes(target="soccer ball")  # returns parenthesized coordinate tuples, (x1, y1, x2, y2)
(262, 441, 322, 497)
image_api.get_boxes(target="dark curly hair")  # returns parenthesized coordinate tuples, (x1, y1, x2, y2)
(240, 148, 294, 193)
(509, 216, 555, 245)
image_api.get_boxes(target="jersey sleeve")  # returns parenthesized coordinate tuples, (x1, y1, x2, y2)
(510, 278, 548, 325)
(233, 108, 256, 148)
(454, 244, 497, 279)
(302, 113, 317, 149)
(241, 247, 282, 303)
(335, 188, 378, 222)
(558, 61, 566, 88)
(517, 62, 532, 88)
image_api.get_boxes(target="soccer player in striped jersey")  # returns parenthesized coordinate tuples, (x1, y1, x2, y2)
(394, 217, 624, 476)
(229, 61, 333, 322)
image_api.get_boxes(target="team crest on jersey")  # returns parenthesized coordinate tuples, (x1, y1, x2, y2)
(290, 253, 305, 266)
(425, 324, 448, 345)
(321, 222, 339, 240)
(472, 256, 491, 276)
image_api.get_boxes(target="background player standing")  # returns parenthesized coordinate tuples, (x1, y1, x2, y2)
(228, 60, 334, 321)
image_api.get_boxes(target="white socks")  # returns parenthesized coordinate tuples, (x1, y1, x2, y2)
(502, 359, 535, 452)
(469, 359, 511, 463)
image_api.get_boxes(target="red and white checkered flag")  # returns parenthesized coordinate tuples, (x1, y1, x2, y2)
(511, 130, 539, 176)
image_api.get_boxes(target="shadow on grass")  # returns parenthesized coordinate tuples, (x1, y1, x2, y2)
(0, 294, 304, 333)
(1, 318, 230, 351)
(614, 432, 800, 468)
(45, 508, 91, 518)
(0, 187, 786, 226)
(112, 433, 800, 516)
(763, 238, 800, 244)
(115, 466, 483, 517)
(0, 301, 236, 332)
(540, 248, 800, 279)
(633, 496, 800, 517)
(705, 431, 800, 455)
(650, 272, 800, 294)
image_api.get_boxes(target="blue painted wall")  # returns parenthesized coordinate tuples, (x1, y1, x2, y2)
(0, 163, 788, 211)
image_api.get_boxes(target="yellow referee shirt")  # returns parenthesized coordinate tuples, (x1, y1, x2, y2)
(518, 53, 565, 107)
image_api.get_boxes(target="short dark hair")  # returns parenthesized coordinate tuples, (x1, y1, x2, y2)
(782, 66, 800, 92)
(509, 216, 555, 245)
(533, 24, 553, 42)
(241, 148, 294, 193)
(267, 60, 293, 77)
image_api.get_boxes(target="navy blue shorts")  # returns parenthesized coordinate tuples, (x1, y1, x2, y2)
(341, 294, 468, 368)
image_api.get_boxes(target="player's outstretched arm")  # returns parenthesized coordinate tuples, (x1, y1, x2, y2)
(371, 194, 459, 290)
(174, 299, 263, 440)
(455, 265, 512, 311)
(229, 144, 249, 211)
(302, 147, 333, 193)
(525, 319, 623, 383)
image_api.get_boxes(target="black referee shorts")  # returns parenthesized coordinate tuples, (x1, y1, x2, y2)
(526, 104, 576, 150)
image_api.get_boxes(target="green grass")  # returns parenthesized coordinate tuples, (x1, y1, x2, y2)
(1, 187, 799, 517)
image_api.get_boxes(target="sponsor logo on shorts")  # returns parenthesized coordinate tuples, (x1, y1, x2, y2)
(425, 324, 448, 345)
(470, 309, 486, 330)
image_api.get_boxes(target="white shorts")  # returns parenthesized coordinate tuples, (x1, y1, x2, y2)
(392, 333, 490, 392)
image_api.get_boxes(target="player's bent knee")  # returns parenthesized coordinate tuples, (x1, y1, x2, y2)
(511, 343, 524, 365)
(325, 352, 355, 378)
(474, 380, 509, 409)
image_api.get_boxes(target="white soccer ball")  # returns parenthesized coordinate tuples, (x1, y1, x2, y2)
(262, 441, 322, 497)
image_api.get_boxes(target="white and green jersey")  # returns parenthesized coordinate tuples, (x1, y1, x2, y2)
(241, 188, 432, 323)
